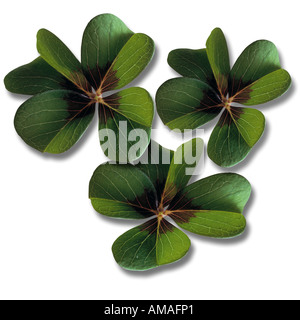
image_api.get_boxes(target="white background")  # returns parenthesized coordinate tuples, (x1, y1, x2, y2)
(0, 0, 299, 300)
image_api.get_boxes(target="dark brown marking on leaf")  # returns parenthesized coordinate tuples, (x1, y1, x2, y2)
(100, 69, 119, 93)
(84, 62, 113, 91)
(162, 183, 179, 209)
(60, 77, 86, 93)
(85, 66, 102, 90)
(232, 86, 253, 104)
(158, 218, 175, 235)
(83, 27, 133, 89)
(123, 185, 157, 218)
(64, 92, 95, 120)
(138, 218, 176, 236)
(230, 106, 245, 121)
(103, 93, 121, 109)
(169, 210, 197, 225)
(215, 106, 245, 129)
(155, 178, 168, 204)
(168, 190, 202, 213)
(98, 103, 114, 125)
(138, 219, 158, 234)
(228, 76, 254, 101)
(216, 74, 229, 98)
(68, 70, 92, 95)
(228, 77, 247, 97)
(197, 88, 223, 114)
(218, 110, 232, 128)
(130, 188, 158, 216)
(207, 76, 219, 95)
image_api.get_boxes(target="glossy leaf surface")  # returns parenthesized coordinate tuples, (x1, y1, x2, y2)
(90, 140, 251, 271)
(207, 109, 251, 167)
(169, 173, 250, 238)
(104, 87, 154, 127)
(156, 77, 221, 131)
(229, 40, 281, 95)
(4, 57, 81, 95)
(101, 33, 155, 92)
(157, 28, 291, 167)
(208, 107, 265, 166)
(169, 172, 251, 214)
(5, 14, 155, 158)
(81, 14, 134, 88)
(233, 69, 291, 106)
(163, 138, 203, 204)
(206, 28, 230, 96)
(14, 90, 95, 153)
(37, 29, 90, 93)
(112, 218, 191, 271)
(98, 87, 153, 162)
(89, 163, 157, 219)
(168, 48, 218, 90)
(135, 141, 174, 203)
(172, 210, 246, 238)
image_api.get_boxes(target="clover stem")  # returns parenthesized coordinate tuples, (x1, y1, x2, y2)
(158, 202, 164, 213)
(224, 97, 234, 111)
(156, 204, 172, 219)
(88, 90, 105, 104)
(157, 213, 164, 222)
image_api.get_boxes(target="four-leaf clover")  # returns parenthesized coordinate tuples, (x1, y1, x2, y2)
(156, 28, 291, 167)
(89, 139, 251, 271)
(4, 14, 155, 160)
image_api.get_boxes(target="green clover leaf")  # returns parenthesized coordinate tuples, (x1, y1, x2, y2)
(89, 139, 251, 271)
(156, 28, 291, 167)
(4, 14, 155, 160)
